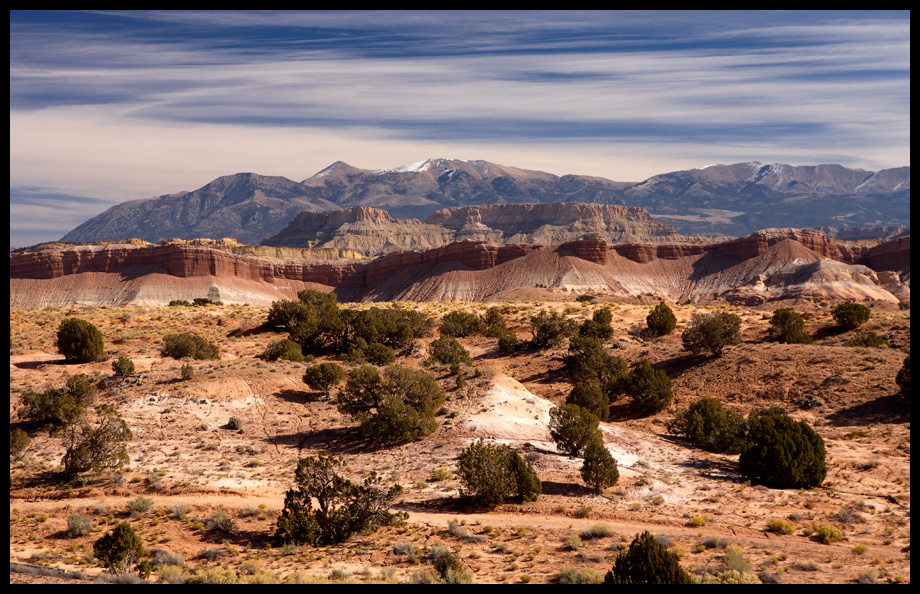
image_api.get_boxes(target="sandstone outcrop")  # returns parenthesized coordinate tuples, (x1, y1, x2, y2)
(263, 203, 685, 257)
(10, 231, 909, 307)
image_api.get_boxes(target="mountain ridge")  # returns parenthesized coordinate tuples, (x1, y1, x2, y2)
(60, 159, 910, 244)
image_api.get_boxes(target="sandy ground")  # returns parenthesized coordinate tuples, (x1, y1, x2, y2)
(9, 301, 911, 584)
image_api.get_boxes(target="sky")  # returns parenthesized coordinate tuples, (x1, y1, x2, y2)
(9, 10, 911, 247)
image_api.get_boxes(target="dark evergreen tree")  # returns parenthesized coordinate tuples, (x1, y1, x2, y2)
(739, 408, 826, 489)
(56, 317, 104, 363)
(580, 440, 619, 493)
(566, 382, 609, 420)
(93, 522, 145, 574)
(620, 360, 673, 414)
(769, 308, 812, 344)
(896, 354, 909, 396)
(667, 397, 745, 454)
(604, 531, 693, 584)
(646, 303, 677, 337)
(681, 312, 742, 357)
(831, 302, 871, 330)
(302, 362, 345, 398)
(549, 404, 602, 456)
(275, 455, 405, 546)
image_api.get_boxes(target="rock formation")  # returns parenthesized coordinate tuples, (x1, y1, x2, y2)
(58, 159, 909, 243)
(10, 230, 909, 308)
(263, 203, 685, 257)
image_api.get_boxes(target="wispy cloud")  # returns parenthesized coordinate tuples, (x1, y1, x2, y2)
(9, 10, 910, 246)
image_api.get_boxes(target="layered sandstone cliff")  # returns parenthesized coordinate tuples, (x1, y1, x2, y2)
(10, 231, 909, 307)
(263, 203, 685, 257)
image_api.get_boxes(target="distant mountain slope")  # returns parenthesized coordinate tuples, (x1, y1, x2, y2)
(59, 159, 910, 243)
(61, 173, 340, 245)
(262, 203, 686, 257)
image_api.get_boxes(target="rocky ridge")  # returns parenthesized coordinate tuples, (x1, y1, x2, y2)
(58, 159, 909, 243)
(262, 203, 686, 257)
(11, 230, 909, 308)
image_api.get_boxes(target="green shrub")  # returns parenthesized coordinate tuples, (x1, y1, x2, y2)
(259, 339, 305, 363)
(9, 428, 32, 459)
(227, 417, 243, 431)
(896, 354, 909, 395)
(363, 342, 397, 365)
(566, 382, 609, 420)
(604, 531, 693, 584)
(580, 440, 619, 493)
(563, 336, 628, 395)
(667, 397, 745, 454)
(646, 303, 677, 337)
(739, 408, 826, 489)
(506, 450, 542, 503)
(769, 309, 812, 344)
(578, 307, 614, 341)
(831, 302, 871, 330)
(619, 360, 673, 413)
(426, 335, 472, 367)
(457, 440, 541, 508)
(438, 311, 485, 338)
(18, 374, 97, 434)
(56, 317, 105, 363)
(93, 522, 146, 574)
(161, 332, 219, 360)
(681, 312, 742, 357)
(549, 404, 601, 456)
(275, 455, 406, 545)
(303, 362, 345, 398)
(845, 331, 889, 348)
(192, 297, 216, 306)
(495, 328, 520, 355)
(62, 404, 132, 478)
(112, 356, 136, 378)
(337, 365, 445, 443)
(168, 300, 191, 307)
(529, 310, 576, 350)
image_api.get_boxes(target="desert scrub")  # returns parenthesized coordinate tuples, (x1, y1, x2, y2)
(126, 496, 154, 517)
(66, 514, 94, 537)
(557, 567, 604, 584)
(580, 522, 615, 541)
(688, 516, 707, 527)
(811, 524, 844, 544)
(767, 518, 796, 535)
(563, 534, 582, 551)
(226, 417, 243, 431)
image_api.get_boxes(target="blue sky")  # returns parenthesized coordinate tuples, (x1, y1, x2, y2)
(9, 11, 911, 247)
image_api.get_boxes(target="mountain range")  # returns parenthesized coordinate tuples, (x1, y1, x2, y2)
(60, 159, 910, 245)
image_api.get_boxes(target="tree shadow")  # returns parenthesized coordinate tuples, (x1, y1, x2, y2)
(653, 353, 711, 379)
(13, 359, 67, 369)
(265, 426, 415, 456)
(274, 388, 313, 405)
(674, 456, 741, 483)
(825, 393, 910, 426)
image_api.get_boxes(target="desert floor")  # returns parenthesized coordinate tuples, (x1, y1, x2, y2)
(9, 300, 910, 584)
